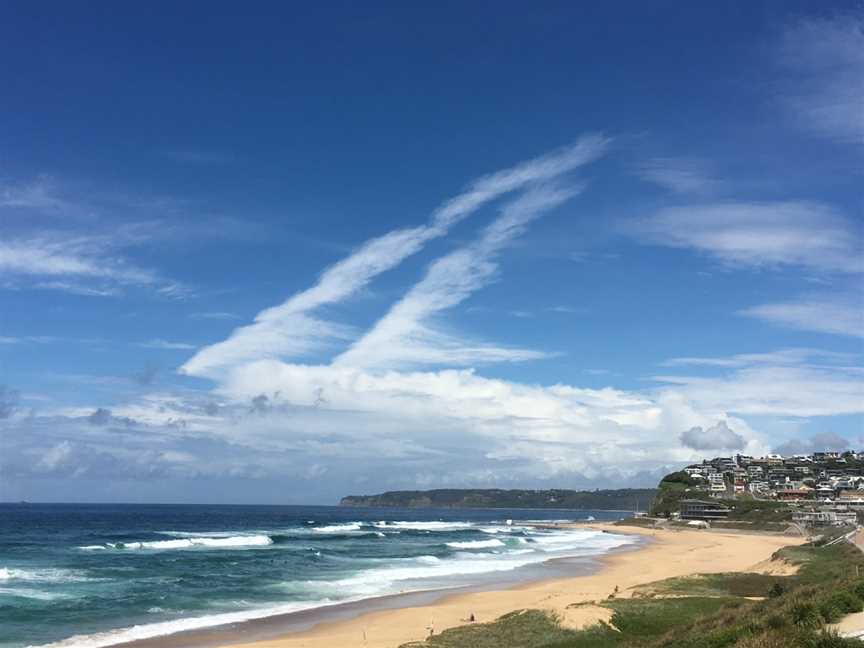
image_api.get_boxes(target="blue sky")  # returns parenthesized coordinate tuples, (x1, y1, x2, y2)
(1, 1, 861, 503)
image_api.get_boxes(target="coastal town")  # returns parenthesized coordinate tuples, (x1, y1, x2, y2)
(673, 450, 864, 529)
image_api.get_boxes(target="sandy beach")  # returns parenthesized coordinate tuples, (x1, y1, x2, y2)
(227, 524, 803, 648)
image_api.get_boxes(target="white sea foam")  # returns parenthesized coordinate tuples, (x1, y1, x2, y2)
(29, 527, 638, 648)
(27, 598, 342, 648)
(311, 523, 363, 533)
(330, 553, 539, 595)
(445, 539, 505, 549)
(0, 587, 71, 601)
(372, 521, 475, 531)
(159, 530, 264, 538)
(0, 567, 95, 583)
(479, 525, 530, 534)
(79, 535, 273, 551)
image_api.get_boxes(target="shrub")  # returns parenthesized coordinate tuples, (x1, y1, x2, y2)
(790, 601, 822, 628)
(817, 597, 845, 624)
(768, 583, 786, 598)
(827, 590, 863, 614)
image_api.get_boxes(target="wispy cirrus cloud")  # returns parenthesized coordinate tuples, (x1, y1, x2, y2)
(0, 177, 68, 211)
(636, 157, 725, 195)
(138, 339, 197, 350)
(0, 233, 188, 298)
(335, 185, 577, 369)
(189, 312, 241, 320)
(655, 348, 863, 418)
(653, 364, 863, 418)
(182, 135, 609, 378)
(739, 295, 864, 338)
(632, 201, 862, 273)
(662, 348, 858, 368)
(775, 12, 864, 145)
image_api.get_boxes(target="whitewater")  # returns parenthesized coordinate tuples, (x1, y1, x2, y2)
(0, 504, 636, 648)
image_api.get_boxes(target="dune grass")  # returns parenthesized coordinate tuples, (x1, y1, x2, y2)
(399, 543, 864, 648)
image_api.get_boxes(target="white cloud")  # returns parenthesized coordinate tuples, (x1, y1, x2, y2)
(680, 420, 745, 451)
(653, 364, 864, 418)
(335, 185, 577, 369)
(0, 236, 153, 282)
(0, 233, 186, 297)
(633, 201, 862, 273)
(0, 335, 58, 345)
(138, 339, 197, 350)
(189, 312, 240, 320)
(182, 135, 609, 378)
(636, 157, 724, 195)
(0, 177, 67, 210)
(663, 348, 858, 368)
(201, 358, 775, 481)
(33, 281, 121, 297)
(740, 296, 864, 338)
(776, 12, 864, 145)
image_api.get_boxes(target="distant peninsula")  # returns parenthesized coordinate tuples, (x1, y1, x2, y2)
(339, 488, 656, 510)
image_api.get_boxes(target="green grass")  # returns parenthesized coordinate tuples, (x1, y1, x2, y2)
(399, 610, 580, 648)
(613, 516, 657, 528)
(399, 543, 864, 648)
(631, 572, 790, 598)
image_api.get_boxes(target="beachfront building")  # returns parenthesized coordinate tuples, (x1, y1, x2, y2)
(680, 499, 731, 521)
(792, 509, 858, 527)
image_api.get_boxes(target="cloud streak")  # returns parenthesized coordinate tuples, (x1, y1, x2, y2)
(0, 232, 187, 297)
(739, 296, 864, 338)
(633, 201, 862, 273)
(335, 185, 578, 369)
(182, 135, 609, 377)
(775, 12, 864, 145)
(636, 157, 724, 195)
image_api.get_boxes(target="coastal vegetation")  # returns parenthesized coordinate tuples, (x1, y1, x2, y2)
(399, 542, 864, 647)
(340, 488, 656, 510)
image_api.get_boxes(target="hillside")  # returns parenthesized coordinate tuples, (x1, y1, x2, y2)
(339, 488, 656, 510)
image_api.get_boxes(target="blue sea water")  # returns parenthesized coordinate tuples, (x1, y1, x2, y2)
(0, 504, 635, 648)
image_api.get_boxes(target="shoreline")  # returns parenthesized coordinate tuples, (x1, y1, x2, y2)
(109, 523, 803, 648)
(103, 523, 643, 648)
(224, 524, 803, 648)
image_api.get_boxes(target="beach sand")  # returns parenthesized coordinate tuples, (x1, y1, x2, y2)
(228, 524, 803, 648)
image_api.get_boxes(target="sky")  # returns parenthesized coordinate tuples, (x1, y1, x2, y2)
(0, 1, 862, 504)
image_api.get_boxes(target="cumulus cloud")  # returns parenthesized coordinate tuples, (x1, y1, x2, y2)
(131, 364, 159, 386)
(88, 408, 112, 426)
(740, 296, 864, 338)
(632, 201, 862, 274)
(0, 385, 18, 419)
(181, 135, 609, 378)
(680, 420, 745, 451)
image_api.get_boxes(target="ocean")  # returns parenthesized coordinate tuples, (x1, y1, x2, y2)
(0, 503, 638, 648)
